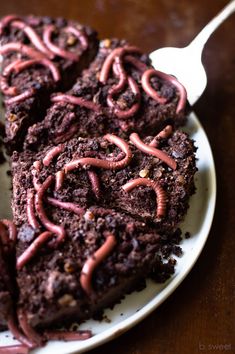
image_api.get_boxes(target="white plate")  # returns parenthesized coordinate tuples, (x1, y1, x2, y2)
(0, 111, 216, 353)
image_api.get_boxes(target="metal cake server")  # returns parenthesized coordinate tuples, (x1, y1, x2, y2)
(150, 0, 235, 105)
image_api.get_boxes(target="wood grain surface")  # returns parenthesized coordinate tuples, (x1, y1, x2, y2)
(0, 1, 234, 353)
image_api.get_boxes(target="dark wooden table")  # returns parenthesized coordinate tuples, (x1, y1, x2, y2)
(1, 1, 234, 353)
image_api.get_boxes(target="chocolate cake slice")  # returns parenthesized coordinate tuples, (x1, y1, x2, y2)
(15, 207, 180, 334)
(0, 14, 98, 151)
(9, 125, 196, 342)
(24, 38, 188, 151)
(12, 127, 196, 233)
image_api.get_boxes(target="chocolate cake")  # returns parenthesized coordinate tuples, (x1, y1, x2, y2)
(0, 12, 197, 353)
(12, 128, 196, 232)
(24, 38, 188, 151)
(0, 14, 98, 151)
